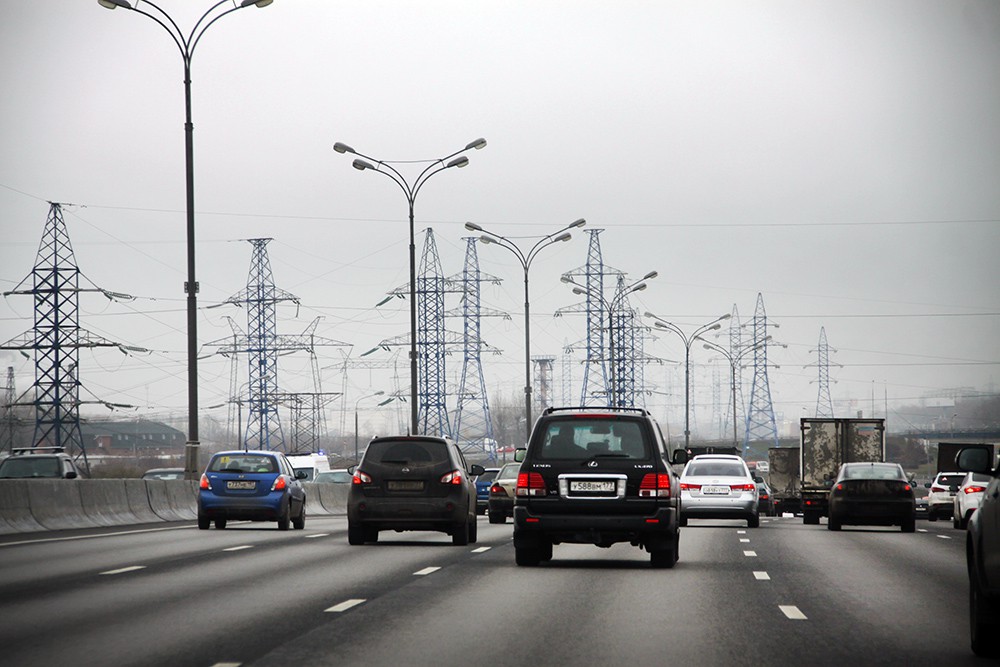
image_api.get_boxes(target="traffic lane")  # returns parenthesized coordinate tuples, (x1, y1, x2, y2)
(0, 516, 508, 667)
(250, 519, 806, 666)
(751, 515, 977, 665)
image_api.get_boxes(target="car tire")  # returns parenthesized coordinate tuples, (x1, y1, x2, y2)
(277, 503, 291, 531)
(347, 523, 366, 545)
(748, 513, 760, 528)
(489, 511, 505, 524)
(804, 512, 820, 525)
(469, 516, 478, 544)
(971, 564, 1000, 657)
(928, 514, 938, 522)
(452, 519, 470, 546)
(960, 512, 970, 530)
(198, 514, 210, 530)
(678, 515, 688, 527)
(214, 518, 227, 530)
(292, 503, 306, 530)
(828, 515, 841, 531)
(901, 516, 916, 533)
(515, 543, 542, 566)
(650, 532, 679, 569)
(364, 527, 379, 543)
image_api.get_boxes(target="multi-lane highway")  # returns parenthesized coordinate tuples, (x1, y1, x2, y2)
(0, 514, 978, 666)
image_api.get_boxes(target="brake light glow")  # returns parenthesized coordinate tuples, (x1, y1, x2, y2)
(639, 473, 671, 498)
(965, 485, 987, 494)
(931, 485, 947, 493)
(730, 483, 755, 492)
(836, 483, 844, 491)
(490, 483, 508, 497)
(353, 470, 372, 485)
(680, 483, 701, 491)
(199, 474, 210, 490)
(440, 470, 463, 485)
(271, 475, 287, 491)
(517, 472, 546, 497)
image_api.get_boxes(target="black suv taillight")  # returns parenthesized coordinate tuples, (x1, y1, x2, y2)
(639, 473, 671, 498)
(516, 472, 546, 497)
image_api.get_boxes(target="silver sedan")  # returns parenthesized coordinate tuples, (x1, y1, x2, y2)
(679, 454, 760, 528)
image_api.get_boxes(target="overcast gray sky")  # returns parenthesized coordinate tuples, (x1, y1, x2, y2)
(2, 0, 998, 440)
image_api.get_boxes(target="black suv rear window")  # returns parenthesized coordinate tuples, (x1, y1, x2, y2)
(538, 419, 648, 460)
(366, 440, 449, 465)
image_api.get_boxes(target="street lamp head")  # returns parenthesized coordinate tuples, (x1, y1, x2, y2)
(643, 311, 655, 318)
(573, 287, 586, 296)
(560, 276, 575, 284)
(466, 137, 487, 151)
(464, 222, 483, 232)
(708, 323, 722, 331)
(570, 218, 586, 229)
(554, 232, 572, 243)
(447, 156, 470, 169)
(98, 0, 132, 8)
(642, 270, 658, 281)
(241, 0, 273, 7)
(333, 142, 356, 155)
(719, 313, 732, 321)
(373, 390, 385, 396)
(352, 158, 374, 171)
(480, 236, 494, 245)
(632, 283, 648, 292)
(654, 321, 668, 329)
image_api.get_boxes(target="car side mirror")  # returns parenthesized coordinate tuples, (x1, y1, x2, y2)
(957, 446, 995, 475)
(65, 471, 78, 479)
(295, 470, 309, 480)
(924, 482, 931, 488)
(514, 448, 526, 463)
(671, 449, 688, 466)
(469, 464, 486, 476)
(348, 464, 357, 474)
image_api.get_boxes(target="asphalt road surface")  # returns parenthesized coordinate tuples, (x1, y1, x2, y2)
(0, 514, 980, 667)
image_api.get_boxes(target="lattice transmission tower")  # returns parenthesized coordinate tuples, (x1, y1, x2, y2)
(450, 237, 506, 459)
(808, 326, 838, 418)
(0, 203, 128, 471)
(2, 367, 16, 456)
(742, 293, 780, 455)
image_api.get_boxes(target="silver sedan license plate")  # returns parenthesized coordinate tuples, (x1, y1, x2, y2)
(570, 480, 616, 493)
(702, 485, 729, 495)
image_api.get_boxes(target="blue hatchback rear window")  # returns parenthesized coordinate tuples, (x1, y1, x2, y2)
(209, 455, 276, 473)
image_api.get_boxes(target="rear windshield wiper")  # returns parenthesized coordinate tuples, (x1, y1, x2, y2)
(379, 459, 410, 465)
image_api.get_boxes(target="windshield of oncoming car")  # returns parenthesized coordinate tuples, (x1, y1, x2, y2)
(365, 440, 449, 465)
(0, 456, 61, 478)
(539, 419, 648, 460)
(209, 454, 277, 474)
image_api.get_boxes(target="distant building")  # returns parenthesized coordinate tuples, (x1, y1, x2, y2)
(82, 420, 185, 457)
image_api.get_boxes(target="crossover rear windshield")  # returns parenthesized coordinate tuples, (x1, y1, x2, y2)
(840, 464, 904, 480)
(365, 440, 449, 465)
(209, 454, 277, 473)
(538, 419, 649, 460)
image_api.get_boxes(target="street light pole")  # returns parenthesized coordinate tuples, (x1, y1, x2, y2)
(564, 271, 657, 407)
(466, 219, 586, 443)
(99, 0, 274, 480)
(334, 139, 486, 436)
(645, 312, 731, 449)
(354, 390, 385, 464)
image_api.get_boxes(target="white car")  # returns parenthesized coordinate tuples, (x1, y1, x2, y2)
(953, 472, 991, 529)
(679, 454, 759, 528)
(926, 471, 966, 521)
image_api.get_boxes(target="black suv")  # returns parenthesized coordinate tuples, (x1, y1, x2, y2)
(0, 447, 85, 479)
(347, 435, 485, 546)
(512, 407, 687, 568)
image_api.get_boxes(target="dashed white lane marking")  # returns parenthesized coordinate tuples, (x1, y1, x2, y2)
(937, 535, 951, 540)
(918, 529, 928, 533)
(743, 550, 758, 557)
(472, 547, 491, 553)
(737, 530, 746, 534)
(306, 533, 329, 539)
(99, 565, 146, 576)
(754, 571, 771, 581)
(414, 566, 441, 576)
(223, 545, 254, 552)
(325, 599, 366, 613)
(740, 538, 751, 543)
(780, 605, 807, 620)
(210, 663, 241, 667)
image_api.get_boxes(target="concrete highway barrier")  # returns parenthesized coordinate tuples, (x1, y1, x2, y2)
(79, 479, 140, 527)
(26, 480, 99, 531)
(0, 480, 45, 533)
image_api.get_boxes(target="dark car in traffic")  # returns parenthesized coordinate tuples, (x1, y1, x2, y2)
(487, 461, 520, 524)
(0, 447, 84, 479)
(474, 467, 500, 515)
(956, 445, 1000, 658)
(198, 450, 307, 530)
(513, 407, 686, 568)
(827, 462, 915, 532)
(347, 435, 484, 546)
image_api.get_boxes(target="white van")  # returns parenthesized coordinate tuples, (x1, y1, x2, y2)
(285, 452, 331, 481)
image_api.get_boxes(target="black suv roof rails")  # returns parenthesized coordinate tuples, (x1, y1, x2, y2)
(540, 406, 651, 416)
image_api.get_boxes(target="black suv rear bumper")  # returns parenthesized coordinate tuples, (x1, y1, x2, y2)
(513, 505, 677, 547)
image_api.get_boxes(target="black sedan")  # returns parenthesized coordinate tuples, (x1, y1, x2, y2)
(827, 462, 916, 533)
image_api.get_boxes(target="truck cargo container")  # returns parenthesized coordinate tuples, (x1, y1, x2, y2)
(800, 418, 885, 525)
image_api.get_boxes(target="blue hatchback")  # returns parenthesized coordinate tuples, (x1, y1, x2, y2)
(198, 450, 307, 530)
(474, 467, 500, 515)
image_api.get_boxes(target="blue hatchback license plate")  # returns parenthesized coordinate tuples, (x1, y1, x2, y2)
(226, 480, 256, 490)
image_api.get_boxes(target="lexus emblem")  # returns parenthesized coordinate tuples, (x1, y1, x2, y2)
(587, 461, 598, 468)
(402, 467, 411, 474)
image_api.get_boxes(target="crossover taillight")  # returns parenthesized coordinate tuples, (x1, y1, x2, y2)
(965, 485, 987, 494)
(516, 472, 546, 497)
(931, 485, 947, 493)
(440, 470, 463, 485)
(353, 470, 372, 485)
(639, 473, 671, 498)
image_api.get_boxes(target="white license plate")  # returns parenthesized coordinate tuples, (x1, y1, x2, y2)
(226, 480, 256, 490)
(388, 480, 425, 492)
(701, 486, 730, 495)
(570, 480, 616, 493)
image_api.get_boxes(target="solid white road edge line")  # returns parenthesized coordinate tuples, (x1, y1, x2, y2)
(306, 533, 330, 539)
(223, 545, 254, 552)
(99, 565, 146, 576)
